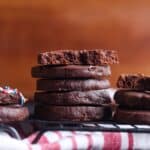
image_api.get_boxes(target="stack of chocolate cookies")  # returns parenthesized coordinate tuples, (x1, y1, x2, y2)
(114, 74, 150, 124)
(32, 50, 119, 122)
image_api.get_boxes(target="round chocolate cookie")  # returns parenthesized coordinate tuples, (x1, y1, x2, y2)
(0, 106, 29, 123)
(36, 79, 110, 92)
(32, 65, 111, 79)
(35, 105, 111, 121)
(35, 89, 112, 106)
(114, 109, 150, 124)
(115, 90, 150, 110)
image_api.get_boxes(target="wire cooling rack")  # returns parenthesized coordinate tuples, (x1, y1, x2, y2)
(30, 119, 150, 133)
(1, 120, 150, 141)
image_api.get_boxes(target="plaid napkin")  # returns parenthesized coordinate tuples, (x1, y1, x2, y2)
(0, 130, 150, 150)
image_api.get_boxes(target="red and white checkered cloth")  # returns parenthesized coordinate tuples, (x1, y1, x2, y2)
(0, 131, 150, 150)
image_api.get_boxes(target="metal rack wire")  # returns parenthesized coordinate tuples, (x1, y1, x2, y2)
(0, 124, 21, 139)
(1, 120, 150, 142)
(30, 120, 150, 144)
(31, 119, 150, 133)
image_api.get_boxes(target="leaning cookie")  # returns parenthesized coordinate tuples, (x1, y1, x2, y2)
(0, 106, 29, 123)
(0, 86, 27, 105)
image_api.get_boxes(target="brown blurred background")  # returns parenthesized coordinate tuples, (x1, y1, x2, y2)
(0, 0, 150, 97)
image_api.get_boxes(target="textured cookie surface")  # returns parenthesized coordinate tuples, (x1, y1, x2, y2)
(115, 89, 150, 110)
(117, 74, 150, 90)
(37, 79, 110, 91)
(35, 89, 112, 106)
(38, 50, 119, 65)
(35, 105, 111, 121)
(32, 65, 111, 79)
(0, 106, 29, 123)
(114, 108, 150, 124)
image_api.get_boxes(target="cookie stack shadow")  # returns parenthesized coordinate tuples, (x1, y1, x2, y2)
(32, 50, 119, 122)
(114, 74, 150, 124)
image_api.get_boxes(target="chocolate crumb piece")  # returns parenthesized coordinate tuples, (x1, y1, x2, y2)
(38, 49, 119, 65)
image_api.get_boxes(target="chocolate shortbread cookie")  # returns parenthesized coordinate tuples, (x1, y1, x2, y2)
(35, 89, 112, 106)
(114, 109, 150, 124)
(38, 50, 119, 65)
(37, 79, 110, 92)
(0, 106, 29, 123)
(32, 65, 111, 79)
(115, 89, 150, 110)
(35, 105, 111, 121)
